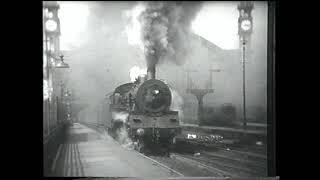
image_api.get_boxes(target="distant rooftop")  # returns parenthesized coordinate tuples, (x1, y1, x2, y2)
(190, 33, 222, 52)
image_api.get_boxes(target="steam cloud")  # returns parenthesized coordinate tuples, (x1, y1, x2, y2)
(116, 126, 134, 150)
(111, 111, 134, 149)
(170, 88, 184, 123)
(112, 111, 129, 123)
(127, 1, 203, 69)
(129, 66, 147, 82)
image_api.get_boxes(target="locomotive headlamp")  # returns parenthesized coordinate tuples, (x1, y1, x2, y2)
(153, 89, 159, 95)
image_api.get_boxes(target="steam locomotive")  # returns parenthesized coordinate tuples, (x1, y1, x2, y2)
(106, 67, 180, 153)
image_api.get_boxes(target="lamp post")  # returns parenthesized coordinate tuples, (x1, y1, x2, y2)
(44, 1, 61, 136)
(43, 1, 70, 137)
(237, 1, 254, 129)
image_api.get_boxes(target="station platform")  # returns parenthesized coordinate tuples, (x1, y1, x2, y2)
(49, 123, 181, 177)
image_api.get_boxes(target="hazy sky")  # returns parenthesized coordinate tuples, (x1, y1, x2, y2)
(58, 1, 266, 51)
(54, 1, 268, 122)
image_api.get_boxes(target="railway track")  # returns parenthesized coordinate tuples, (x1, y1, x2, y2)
(199, 151, 266, 171)
(175, 139, 267, 163)
(176, 153, 266, 177)
(180, 139, 267, 157)
(142, 141, 267, 177)
(169, 153, 234, 177)
(172, 141, 267, 176)
(200, 149, 267, 167)
(148, 154, 221, 177)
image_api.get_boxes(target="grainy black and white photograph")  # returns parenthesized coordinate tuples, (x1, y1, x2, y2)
(43, 1, 277, 179)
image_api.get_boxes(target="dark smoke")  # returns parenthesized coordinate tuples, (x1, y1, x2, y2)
(139, 1, 203, 68)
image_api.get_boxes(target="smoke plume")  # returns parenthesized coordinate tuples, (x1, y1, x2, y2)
(141, 1, 203, 68)
(126, 1, 203, 69)
(129, 66, 147, 82)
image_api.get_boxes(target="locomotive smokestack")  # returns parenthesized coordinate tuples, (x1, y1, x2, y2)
(146, 53, 157, 79)
(147, 66, 156, 79)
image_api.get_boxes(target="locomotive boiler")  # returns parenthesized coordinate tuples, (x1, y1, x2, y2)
(107, 66, 180, 153)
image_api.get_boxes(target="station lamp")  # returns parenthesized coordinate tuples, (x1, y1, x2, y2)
(54, 55, 70, 68)
(47, 53, 70, 68)
(237, 1, 254, 129)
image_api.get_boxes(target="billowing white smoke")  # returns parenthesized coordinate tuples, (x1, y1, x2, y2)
(123, 3, 146, 50)
(112, 111, 129, 123)
(116, 126, 134, 150)
(111, 111, 134, 150)
(129, 66, 147, 82)
(170, 88, 184, 124)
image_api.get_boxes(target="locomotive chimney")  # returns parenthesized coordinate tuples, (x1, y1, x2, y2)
(147, 66, 156, 79)
(146, 53, 156, 79)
